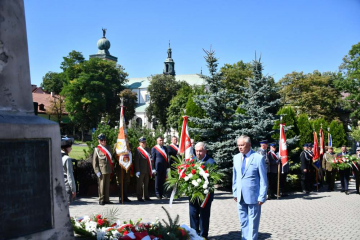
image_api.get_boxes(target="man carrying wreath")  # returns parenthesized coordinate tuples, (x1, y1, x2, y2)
(189, 142, 215, 240)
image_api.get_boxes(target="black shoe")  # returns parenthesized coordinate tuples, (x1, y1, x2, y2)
(341, 190, 345, 192)
(104, 201, 113, 204)
(124, 198, 132, 202)
(99, 201, 105, 205)
(345, 191, 349, 195)
(281, 193, 289, 197)
(302, 191, 307, 194)
(138, 198, 145, 202)
(270, 194, 276, 199)
(156, 195, 162, 199)
(145, 197, 152, 201)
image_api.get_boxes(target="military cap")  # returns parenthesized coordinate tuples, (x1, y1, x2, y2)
(269, 142, 277, 147)
(138, 136, 146, 142)
(302, 143, 308, 147)
(259, 140, 268, 144)
(61, 136, 73, 148)
(98, 133, 106, 140)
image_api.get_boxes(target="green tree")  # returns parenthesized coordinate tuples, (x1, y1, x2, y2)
(329, 120, 347, 147)
(220, 60, 252, 93)
(61, 50, 85, 81)
(118, 89, 138, 125)
(272, 106, 299, 145)
(47, 95, 65, 124)
(166, 82, 192, 130)
(338, 42, 360, 125)
(40, 72, 66, 94)
(62, 58, 128, 141)
(190, 48, 241, 188)
(296, 113, 313, 148)
(278, 71, 340, 121)
(146, 74, 182, 129)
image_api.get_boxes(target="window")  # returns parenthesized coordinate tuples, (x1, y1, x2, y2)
(136, 117, 142, 127)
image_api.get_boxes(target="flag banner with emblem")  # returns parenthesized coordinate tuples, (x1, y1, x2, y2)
(178, 115, 194, 161)
(279, 123, 288, 172)
(116, 106, 132, 171)
(328, 132, 332, 147)
(312, 131, 321, 170)
(319, 128, 325, 156)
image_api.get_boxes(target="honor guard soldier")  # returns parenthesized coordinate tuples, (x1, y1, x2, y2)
(152, 136, 169, 199)
(267, 143, 279, 199)
(61, 137, 76, 204)
(112, 144, 132, 203)
(167, 136, 179, 166)
(323, 146, 336, 191)
(134, 137, 156, 202)
(337, 146, 350, 195)
(300, 143, 311, 193)
(353, 147, 360, 194)
(257, 140, 270, 198)
(93, 133, 113, 205)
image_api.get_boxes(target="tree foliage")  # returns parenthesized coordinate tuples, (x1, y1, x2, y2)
(278, 70, 340, 121)
(47, 95, 65, 124)
(338, 42, 360, 125)
(296, 114, 313, 148)
(61, 57, 128, 141)
(146, 74, 182, 129)
(220, 60, 252, 93)
(272, 106, 299, 146)
(119, 89, 138, 125)
(329, 120, 347, 147)
(40, 72, 67, 94)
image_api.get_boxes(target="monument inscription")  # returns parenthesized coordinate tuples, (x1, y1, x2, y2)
(0, 139, 53, 239)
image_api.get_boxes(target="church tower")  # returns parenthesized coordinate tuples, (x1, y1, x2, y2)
(163, 42, 175, 76)
(90, 28, 118, 62)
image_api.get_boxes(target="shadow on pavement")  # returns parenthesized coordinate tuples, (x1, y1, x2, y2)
(209, 231, 271, 239)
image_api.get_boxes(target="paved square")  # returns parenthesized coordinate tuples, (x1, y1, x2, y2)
(70, 181, 360, 239)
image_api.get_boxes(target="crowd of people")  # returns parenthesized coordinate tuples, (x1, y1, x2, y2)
(60, 134, 360, 239)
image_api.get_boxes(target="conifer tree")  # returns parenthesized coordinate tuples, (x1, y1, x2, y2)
(232, 57, 281, 145)
(189, 48, 239, 187)
(329, 120, 347, 147)
(296, 113, 313, 147)
(272, 106, 299, 146)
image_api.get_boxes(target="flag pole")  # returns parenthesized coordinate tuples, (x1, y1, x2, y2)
(277, 116, 282, 199)
(120, 97, 124, 204)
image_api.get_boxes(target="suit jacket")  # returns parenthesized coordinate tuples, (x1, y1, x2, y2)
(232, 149, 268, 204)
(300, 151, 311, 171)
(267, 151, 279, 173)
(151, 145, 169, 172)
(198, 154, 216, 166)
(257, 148, 270, 173)
(93, 145, 112, 175)
(134, 147, 153, 174)
(167, 144, 179, 166)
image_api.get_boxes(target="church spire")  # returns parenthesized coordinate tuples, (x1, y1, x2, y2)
(163, 41, 175, 76)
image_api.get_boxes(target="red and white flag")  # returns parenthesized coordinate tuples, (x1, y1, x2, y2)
(279, 123, 288, 172)
(178, 116, 193, 161)
(116, 106, 132, 171)
(319, 127, 325, 156)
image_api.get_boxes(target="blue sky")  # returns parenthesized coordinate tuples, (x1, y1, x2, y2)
(25, 0, 360, 87)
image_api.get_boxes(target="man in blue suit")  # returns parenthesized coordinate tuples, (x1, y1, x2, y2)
(189, 142, 215, 239)
(233, 135, 268, 240)
(151, 136, 169, 199)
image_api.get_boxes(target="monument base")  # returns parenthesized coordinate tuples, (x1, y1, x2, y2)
(0, 115, 74, 240)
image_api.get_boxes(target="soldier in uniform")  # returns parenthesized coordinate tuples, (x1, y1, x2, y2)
(353, 147, 360, 194)
(61, 137, 76, 204)
(337, 145, 350, 195)
(112, 144, 132, 203)
(151, 136, 169, 199)
(322, 146, 336, 191)
(267, 143, 279, 199)
(134, 137, 156, 202)
(93, 133, 113, 205)
(257, 140, 270, 198)
(167, 136, 179, 166)
(300, 143, 311, 193)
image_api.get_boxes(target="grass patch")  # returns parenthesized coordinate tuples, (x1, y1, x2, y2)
(69, 145, 88, 160)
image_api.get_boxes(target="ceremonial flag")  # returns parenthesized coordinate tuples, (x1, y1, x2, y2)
(178, 115, 193, 161)
(328, 132, 332, 147)
(279, 123, 288, 173)
(319, 128, 325, 156)
(312, 131, 321, 170)
(116, 106, 132, 171)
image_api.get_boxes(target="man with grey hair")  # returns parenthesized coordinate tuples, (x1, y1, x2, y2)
(233, 135, 267, 240)
(188, 141, 215, 239)
(167, 136, 179, 166)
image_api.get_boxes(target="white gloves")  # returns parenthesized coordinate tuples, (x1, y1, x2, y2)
(152, 169, 157, 175)
(96, 172, 101, 178)
(166, 168, 170, 174)
(136, 172, 140, 178)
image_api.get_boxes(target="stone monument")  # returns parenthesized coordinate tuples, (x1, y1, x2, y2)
(0, 1, 74, 239)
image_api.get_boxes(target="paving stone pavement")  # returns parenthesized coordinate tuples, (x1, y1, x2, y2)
(70, 180, 360, 240)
